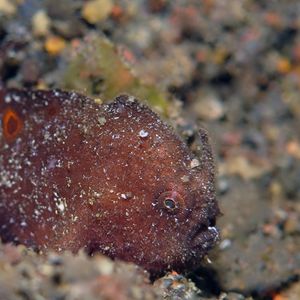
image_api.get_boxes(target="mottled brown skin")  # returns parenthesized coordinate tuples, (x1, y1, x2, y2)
(0, 88, 219, 274)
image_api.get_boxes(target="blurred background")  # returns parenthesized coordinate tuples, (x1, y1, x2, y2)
(0, 0, 299, 299)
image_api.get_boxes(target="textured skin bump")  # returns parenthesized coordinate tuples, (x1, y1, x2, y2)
(0, 88, 219, 274)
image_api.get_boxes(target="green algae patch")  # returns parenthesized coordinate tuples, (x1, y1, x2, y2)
(62, 34, 169, 114)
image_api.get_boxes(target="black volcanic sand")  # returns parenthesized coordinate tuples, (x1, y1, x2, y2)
(0, 0, 299, 299)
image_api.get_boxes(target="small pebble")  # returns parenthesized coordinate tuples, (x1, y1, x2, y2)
(139, 129, 149, 138)
(193, 91, 225, 121)
(32, 10, 51, 37)
(190, 158, 200, 168)
(82, 0, 113, 24)
(98, 117, 106, 126)
(44, 36, 66, 56)
(276, 57, 291, 74)
(219, 239, 232, 250)
(94, 98, 103, 105)
(181, 175, 189, 183)
(286, 140, 300, 160)
(0, 0, 16, 15)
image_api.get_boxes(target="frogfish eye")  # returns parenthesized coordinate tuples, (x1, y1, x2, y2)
(164, 198, 176, 210)
(157, 191, 185, 215)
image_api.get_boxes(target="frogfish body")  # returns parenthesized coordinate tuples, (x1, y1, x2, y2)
(0, 88, 219, 274)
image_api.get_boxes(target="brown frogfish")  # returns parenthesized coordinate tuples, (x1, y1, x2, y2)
(0, 88, 219, 274)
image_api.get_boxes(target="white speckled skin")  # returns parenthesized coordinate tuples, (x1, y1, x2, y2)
(0, 89, 219, 274)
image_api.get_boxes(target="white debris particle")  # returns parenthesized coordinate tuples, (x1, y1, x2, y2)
(34, 209, 41, 216)
(120, 192, 133, 200)
(206, 256, 212, 264)
(208, 226, 219, 241)
(57, 202, 65, 212)
(190, 158, 200, 168)
(4, 95, 11, 103)
(139, 129, 149, 138)
(20, 221, 27, 227)
(127, 96, 135, 102)
(93, 192, 102, 197)
(71, 214, 79, 222)
(219, 239, 232, 250)
(208, 226, 218, 232)
(56, 160, 63, 167)
(181, 175, 189, 182)
(98, 116, 106, 126)
(94, 98, 103, 105)
(54, 192, 67, 214)
(12, 94, 21, 102)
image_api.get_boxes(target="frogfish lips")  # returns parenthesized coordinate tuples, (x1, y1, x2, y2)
(189, 222, 220, 253)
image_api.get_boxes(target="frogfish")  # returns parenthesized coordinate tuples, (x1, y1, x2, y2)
(0, 88, 219, 274)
